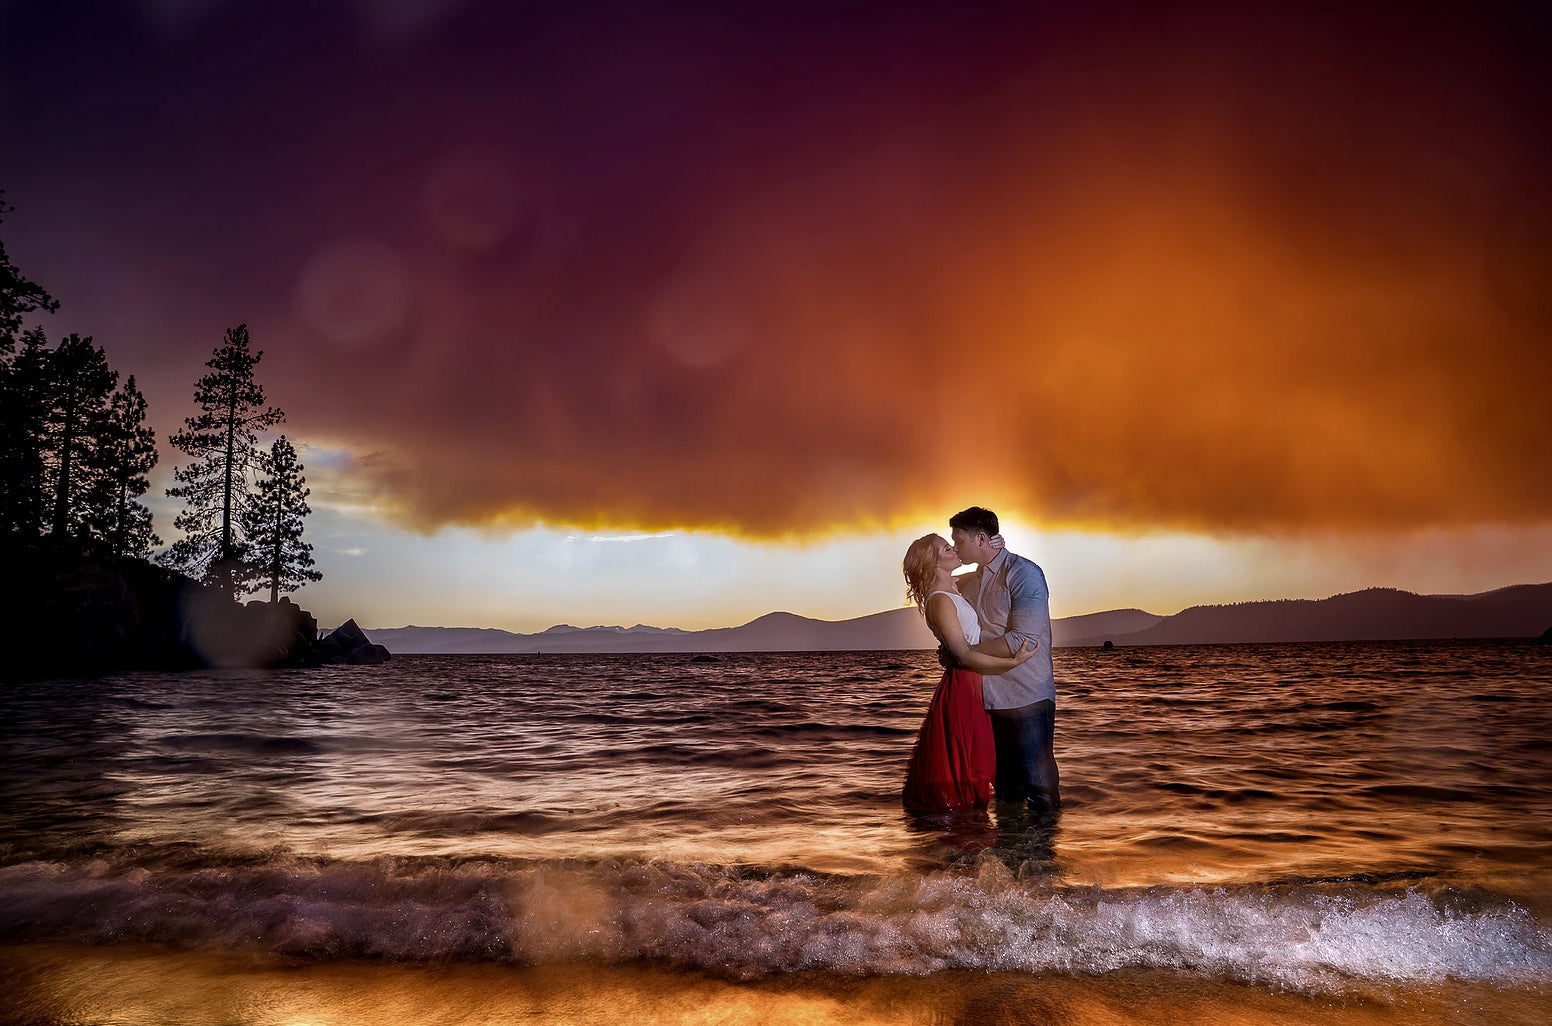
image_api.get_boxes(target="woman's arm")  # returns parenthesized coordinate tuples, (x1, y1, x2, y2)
(926, 594, 1037, 675)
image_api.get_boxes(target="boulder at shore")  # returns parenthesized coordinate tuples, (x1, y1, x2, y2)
(317, 619, 392, 665)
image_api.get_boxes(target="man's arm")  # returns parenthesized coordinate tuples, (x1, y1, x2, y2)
(966, 563, 1048, 659)
(999, 561, 1048, 653)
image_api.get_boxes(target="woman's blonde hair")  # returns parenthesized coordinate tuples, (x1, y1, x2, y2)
(902, 534, 941, 611)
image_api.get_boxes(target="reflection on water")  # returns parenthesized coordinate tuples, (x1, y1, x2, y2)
(903, 803, 1059, 875)
(2, 642, 1551, 1023)
(3, 642, 1549, 891)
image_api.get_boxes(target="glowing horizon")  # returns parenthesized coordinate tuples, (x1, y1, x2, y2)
(220, 452, 1552, 631)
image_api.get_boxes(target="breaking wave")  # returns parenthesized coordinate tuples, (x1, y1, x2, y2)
(2, 855, 1548, 992)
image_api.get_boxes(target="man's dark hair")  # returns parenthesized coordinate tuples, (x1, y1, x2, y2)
(949, 506, 999, 538)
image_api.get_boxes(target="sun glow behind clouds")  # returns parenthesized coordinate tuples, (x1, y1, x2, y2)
(280, 508, 1552, 633)
(150, 432, 1552, 628)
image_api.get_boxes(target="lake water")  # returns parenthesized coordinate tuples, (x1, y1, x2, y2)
(2, 641, 1550, 1024)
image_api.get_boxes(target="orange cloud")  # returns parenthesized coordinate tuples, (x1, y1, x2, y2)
(229, 5, 1549, 537)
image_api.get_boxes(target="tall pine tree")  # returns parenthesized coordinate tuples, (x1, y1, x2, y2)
(90, 374, 161, 558)
(163, 324, 284, 597)
(242, 435, 321, 602)
(0, 328, 53, 544)
(0, 191, 60, 544)
(0, 195, 156, 557)
(43, 333, 117, 543)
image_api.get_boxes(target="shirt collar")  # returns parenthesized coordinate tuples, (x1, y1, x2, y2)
(981, 547, 1010, 576)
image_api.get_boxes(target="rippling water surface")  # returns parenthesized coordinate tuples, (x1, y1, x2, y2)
(3, 641, 1550, 1024)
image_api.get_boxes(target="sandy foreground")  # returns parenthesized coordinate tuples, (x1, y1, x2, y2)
(3, 943, 1550, 1026)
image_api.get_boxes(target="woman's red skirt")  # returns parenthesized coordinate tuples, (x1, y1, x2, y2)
(901, 666, 996, 813)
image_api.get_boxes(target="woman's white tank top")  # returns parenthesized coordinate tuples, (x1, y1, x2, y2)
(926, 590, 981, 645)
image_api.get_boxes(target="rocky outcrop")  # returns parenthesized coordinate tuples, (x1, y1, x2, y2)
(179, 592, 322, 669)
(1538, 626, 1552, 645)
(316, 619, 391, 664)
(1, 547, 387, 681)
(3, 550, 197, 680)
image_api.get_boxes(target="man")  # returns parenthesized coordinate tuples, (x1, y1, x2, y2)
(949, 506, 1061, 813)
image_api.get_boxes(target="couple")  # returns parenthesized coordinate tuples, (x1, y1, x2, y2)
(900, 506, 1061, 816)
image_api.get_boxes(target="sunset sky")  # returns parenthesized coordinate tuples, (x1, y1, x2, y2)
(3, 0, 1550, 631)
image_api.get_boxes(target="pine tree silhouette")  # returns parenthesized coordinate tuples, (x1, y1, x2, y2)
(0, 328, 53, 543)
(43, 333, 117, 542)
(163, 324, 284, 598)
(242, 435, 322, 602)
(0, 190, 59, 544)
(90, 374, 161, 558)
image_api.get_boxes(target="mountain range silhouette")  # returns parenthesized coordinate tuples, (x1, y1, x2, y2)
(363, 583, 1552, 653)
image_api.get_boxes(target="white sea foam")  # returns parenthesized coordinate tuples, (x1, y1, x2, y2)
(1, 857, 1548, 991)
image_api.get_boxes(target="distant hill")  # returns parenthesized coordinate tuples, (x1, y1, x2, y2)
(364, 608, 931, 654)
(363, 584, 1552, 653)
(365, 606, 1169, 654)
(1064, 583, 1552, 647)
(1052, 608, 1165, 645)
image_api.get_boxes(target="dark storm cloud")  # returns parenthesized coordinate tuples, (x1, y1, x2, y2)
(3, 1, 1550, 535)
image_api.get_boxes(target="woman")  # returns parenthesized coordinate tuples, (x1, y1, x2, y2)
(900, 533, 1038, 813)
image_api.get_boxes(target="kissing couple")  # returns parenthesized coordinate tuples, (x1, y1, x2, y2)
(900, 506, 1061, 816)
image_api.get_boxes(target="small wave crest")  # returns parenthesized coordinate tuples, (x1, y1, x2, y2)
(1, 857, 1548, 991)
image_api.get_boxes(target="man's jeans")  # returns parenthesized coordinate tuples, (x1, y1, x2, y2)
(988, 699, 1061, 811)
